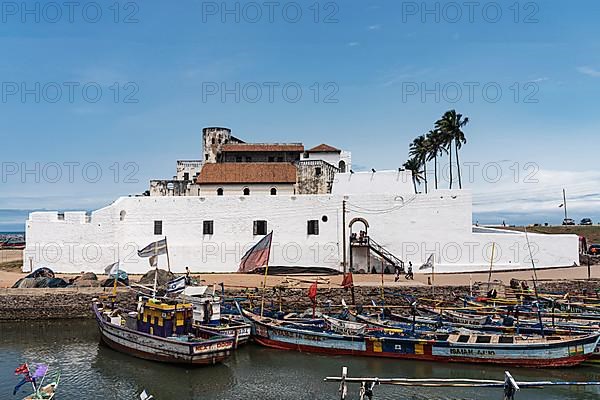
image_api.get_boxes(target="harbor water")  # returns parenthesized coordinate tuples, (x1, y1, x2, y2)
(0, 320, 599, 400)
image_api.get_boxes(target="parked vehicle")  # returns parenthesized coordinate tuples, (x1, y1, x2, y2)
(589, 244, 600, 255)
(580, 218, 593, 226)
(562, 218, 576, 225)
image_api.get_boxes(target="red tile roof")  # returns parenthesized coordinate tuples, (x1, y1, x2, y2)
(196, 163, 297, 184)
(221, 143, 304, 152)
(307, 143, 341, 153)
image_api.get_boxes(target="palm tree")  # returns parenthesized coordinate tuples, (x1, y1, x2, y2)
(409, 135, 429, 193)
(426, 129, 446, 190)
(403, 157, 424, 193)
(435, 110, 469, 189)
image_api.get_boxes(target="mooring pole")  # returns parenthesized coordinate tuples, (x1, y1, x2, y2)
(342, 200, 347, 274)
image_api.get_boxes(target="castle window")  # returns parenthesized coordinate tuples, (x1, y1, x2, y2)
(212, 138, 216, 145)
(120, 210, 126, 221)
(217, 188, 224, 196)
(270, 188, 277, 195)
(203, 220, 214, 235)
(154, 220, 163, 235)
(243, 187, 250, 196)
(183, 172, 189, 181)
(307, 220, 319, 235)
(315, 167, 322, 176)
(338, 160, 346, 173)
(205, 154, 209, 161)
(254, 220, 267, 235)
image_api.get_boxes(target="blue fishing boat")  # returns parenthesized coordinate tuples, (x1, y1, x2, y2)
(241, 308, 600, 367)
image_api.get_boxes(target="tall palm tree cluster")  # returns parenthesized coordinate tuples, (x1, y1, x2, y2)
(403, 110, 469, 193)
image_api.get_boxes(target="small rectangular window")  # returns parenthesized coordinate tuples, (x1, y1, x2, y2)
(315, 167, 322, 176)
(307, 220, 319, 235)
(268, 156, 274, 162)
(203, 220, 214, 235)
(154, 220, 163, 235)
(245, 156, 252, 162)
(254, 220, 267, 235)
(277, 156, 283, 162)
(236, 156, 242, 162)
(183, 172, 189, 180)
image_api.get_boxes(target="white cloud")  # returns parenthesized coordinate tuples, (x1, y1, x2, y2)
(470, 168, 600, 218)
(367, 24, 381, 30)
(577, 66, 600, 78)
(347, 42, 360, 47)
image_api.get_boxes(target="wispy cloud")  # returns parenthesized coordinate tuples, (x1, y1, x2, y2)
(531, 77, 549, 83)
(347, 42, 360, 47)
(381, 66, 434, 87)
(577, 66, 600, 78)
(367, 24, 381, 31)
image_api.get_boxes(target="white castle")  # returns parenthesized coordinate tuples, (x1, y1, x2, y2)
(24, 127, 579, 274)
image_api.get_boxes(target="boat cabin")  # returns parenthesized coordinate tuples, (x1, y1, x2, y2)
(180, 286, 221, 326)
(137, 298, 194, 338)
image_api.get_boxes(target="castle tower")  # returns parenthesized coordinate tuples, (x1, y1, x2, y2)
(202, 127, 232, 163)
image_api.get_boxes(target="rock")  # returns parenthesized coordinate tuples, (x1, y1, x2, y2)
(138, 269, 175, 288)
(80, 272, 98, 281)
(73, 279, 101, 287)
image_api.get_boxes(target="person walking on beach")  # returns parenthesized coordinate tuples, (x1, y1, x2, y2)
(405, 262, 414, 280)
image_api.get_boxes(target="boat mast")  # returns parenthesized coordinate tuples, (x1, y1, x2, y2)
(524, 226, 544, 337)
(152, 241, 159, 299)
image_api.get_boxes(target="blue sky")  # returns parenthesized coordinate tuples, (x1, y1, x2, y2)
(1, 0, 600, 231)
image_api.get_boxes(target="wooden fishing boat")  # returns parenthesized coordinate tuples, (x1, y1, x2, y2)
(92, 296, 235, 365)
(418, 306, 491, 326)
(23, 378, 59, 400)
(241, 308, 600, 367)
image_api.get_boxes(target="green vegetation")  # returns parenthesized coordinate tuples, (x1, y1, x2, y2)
(406, 109, 469, 192)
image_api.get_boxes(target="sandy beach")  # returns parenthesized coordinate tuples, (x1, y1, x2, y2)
(2, 249, 598, 289)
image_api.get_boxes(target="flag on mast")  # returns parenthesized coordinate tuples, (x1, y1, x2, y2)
(308, 281, 318, 302)
(104, 261, 120, 276)
(419, 254, 435, 270)
(238, 232, 273, 273)
(138, 239, 167, 258)
(341, 272, 354, 288)
(166, 276, 186, 294)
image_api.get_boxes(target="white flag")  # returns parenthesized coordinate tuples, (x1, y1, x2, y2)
(104, 261, 120, 276)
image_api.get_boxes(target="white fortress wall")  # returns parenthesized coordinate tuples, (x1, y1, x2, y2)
(23, 171, 579, 274)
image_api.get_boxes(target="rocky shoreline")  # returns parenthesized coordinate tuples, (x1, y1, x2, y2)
(1, 280, 598, 321)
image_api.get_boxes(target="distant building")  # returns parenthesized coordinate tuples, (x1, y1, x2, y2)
(150, 127, 352, 197)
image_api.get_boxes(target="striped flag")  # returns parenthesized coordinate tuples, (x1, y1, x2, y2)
(166, 276, 186, 294)
(138, 238, 167, 258)
(238, 232, 273, 273)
